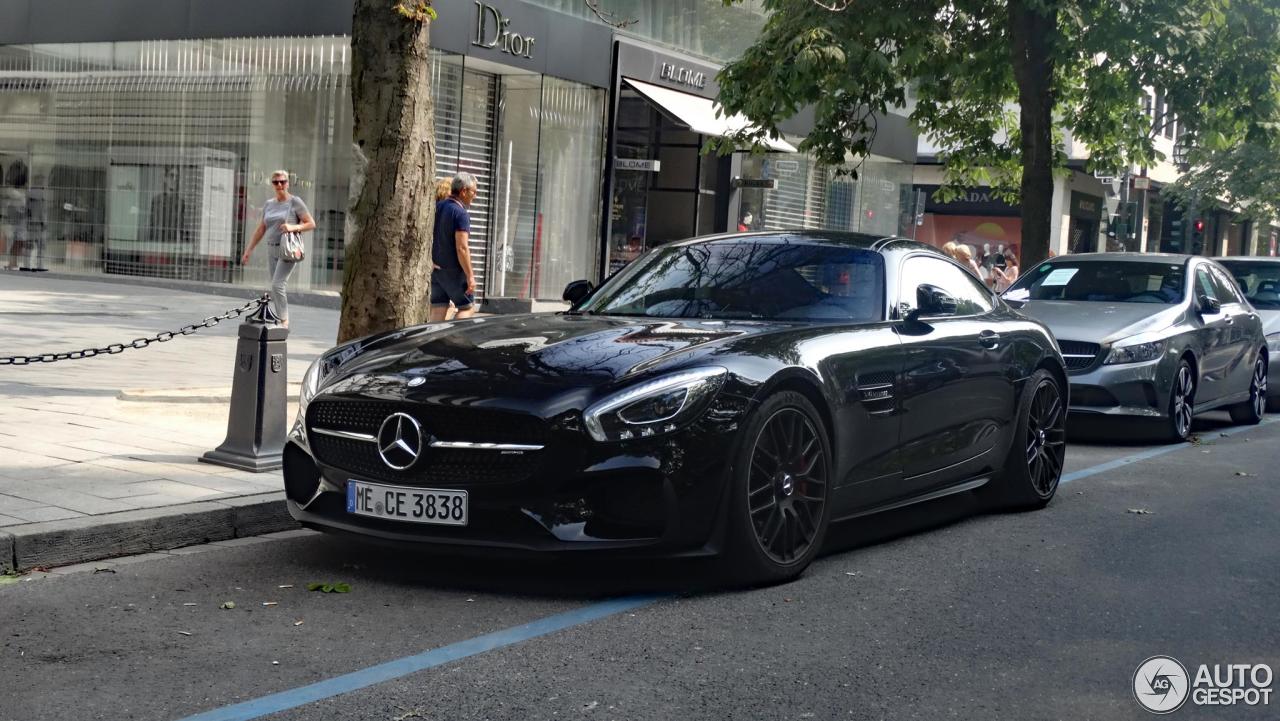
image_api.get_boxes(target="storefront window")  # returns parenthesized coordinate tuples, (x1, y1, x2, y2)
(534, 77, 605, 298)
(0, 38, 606, 303)
(489, 74, 542, 299)
(737, 154, 911, 238)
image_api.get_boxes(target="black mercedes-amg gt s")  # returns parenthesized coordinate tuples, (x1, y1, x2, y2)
(283, 232, 1067, 583)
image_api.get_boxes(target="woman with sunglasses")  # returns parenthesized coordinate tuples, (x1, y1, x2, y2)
(241, 170, 315, 328)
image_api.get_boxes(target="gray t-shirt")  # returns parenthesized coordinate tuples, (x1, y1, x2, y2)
(263, 195, 309, 246)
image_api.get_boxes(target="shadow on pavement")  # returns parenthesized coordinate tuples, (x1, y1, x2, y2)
(277, 492, 990, 601)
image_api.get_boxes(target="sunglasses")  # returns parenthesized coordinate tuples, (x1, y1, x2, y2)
(271, 179, 288, 185)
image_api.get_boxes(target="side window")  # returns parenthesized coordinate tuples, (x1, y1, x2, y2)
(1195, 268, 1217, 300)
(1209, 267, 1244, 304)
(898, 256, 994, 317)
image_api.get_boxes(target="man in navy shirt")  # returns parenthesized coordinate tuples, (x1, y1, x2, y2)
(430, 173, 478, 320)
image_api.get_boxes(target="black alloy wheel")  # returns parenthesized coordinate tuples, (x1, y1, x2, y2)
(1167, 360, 1196, 441)
(1024, 375, 1067, 498)
(1228, 353, 1268, 425)
(725, 391, 832, 584)
(981, 368, 1065, 510)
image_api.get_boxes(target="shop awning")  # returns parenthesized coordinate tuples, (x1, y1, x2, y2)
(624, 78, 797, 153)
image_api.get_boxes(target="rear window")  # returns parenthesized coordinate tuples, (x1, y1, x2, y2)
(1004, 261, 1186, 304)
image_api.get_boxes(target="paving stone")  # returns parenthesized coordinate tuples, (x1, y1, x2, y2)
(5, 506, 85, 523)
(3, 487, 138, 515)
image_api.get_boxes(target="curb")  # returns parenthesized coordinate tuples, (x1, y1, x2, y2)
(0, 492, 299, 574)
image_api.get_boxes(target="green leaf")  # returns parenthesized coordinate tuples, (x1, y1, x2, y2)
(333, 583, 352, 593)
(307, 582, 325, 592)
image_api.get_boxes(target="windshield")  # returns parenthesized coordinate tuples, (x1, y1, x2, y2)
(1219, 261, 1280, 310)
(578, 240, 885, 322)
(1003, 260, 1186, 304)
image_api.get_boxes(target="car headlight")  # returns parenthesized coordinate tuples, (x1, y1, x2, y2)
(583, 367, 727, 442)
(299, 357, 323, 416)
(1104, 340, 1165, 365)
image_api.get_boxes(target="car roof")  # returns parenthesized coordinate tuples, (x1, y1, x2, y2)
(668, 230, 940, 255)
(1044, 252, 1191, 264)
(1215, 256, 1280, 264)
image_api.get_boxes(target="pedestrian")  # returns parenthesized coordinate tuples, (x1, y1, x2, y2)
(953, 243, 985, 280)
(240, 170, 315, 328)
(993, 249, 1020, 292)
(1, 160, 28, 271)
(435, 177, 452, 202)
(941, 240, 960, 260)
(430, 172, 479, 322)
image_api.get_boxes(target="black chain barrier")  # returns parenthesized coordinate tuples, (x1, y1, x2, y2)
(0, 295, 267, 367)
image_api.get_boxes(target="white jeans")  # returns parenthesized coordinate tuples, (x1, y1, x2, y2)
(267, 249, 296, 322)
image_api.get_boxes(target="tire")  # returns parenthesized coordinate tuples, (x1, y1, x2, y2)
(1164, 359, 1196, 442)
(980, 369, 1065, 511)
(722, 390, 833, 586)
(1228, 353, 1267, 425)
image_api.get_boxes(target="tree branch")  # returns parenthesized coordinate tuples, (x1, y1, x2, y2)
(582, 0, 637, 28)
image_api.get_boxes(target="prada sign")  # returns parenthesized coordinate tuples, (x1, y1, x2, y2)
(473, 1, 536, 59)
(659, 62, 707, 90)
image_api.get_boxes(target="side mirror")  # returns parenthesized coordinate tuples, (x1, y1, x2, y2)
(917, 283, 959, 317)
(562, 279, 595, 306)
(1198, 295, 1222, 315)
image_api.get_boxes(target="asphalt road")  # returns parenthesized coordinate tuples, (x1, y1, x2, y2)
(3, 413, 1277, 721)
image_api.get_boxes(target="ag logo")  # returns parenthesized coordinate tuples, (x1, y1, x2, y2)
(1134, 656, 1190, 714)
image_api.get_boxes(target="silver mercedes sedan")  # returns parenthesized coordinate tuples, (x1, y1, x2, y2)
(1003, 253, 1268, 441)
(1217, 256, 1280, 411)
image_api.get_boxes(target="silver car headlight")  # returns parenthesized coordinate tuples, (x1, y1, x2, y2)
(1104, 340, 1165, 365)
(583, 367, 727, 442)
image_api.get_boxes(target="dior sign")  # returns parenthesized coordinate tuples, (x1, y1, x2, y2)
(659, 62, 707, 90)
(473, 2, 535, 59)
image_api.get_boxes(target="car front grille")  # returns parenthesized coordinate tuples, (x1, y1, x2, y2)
(1057, 340, 1102, 373)
(306, 399, 550, 486)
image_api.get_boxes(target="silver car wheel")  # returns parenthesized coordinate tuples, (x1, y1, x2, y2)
(1173, 364, 1194, 439)
(1252, 357, 1267, 418)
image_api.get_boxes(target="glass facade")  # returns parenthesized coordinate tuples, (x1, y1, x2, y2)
(0, 36, 606, 301)
(530, 0, 769, 63)
(737, 154, 913, 237)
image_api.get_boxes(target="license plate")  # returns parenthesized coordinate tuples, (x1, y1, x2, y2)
(346, 480, 468, 526)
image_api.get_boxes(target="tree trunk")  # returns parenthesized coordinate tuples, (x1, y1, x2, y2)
(1008, 0, 1057, 272)
(338, 0, 436, 343)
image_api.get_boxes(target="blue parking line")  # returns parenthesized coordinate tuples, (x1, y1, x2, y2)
(1059, 416, 1277, 485)
(174, 418, 1275, 721)
(174, 594, 664, 721)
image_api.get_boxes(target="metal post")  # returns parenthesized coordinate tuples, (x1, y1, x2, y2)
(199, 294, 289, 472)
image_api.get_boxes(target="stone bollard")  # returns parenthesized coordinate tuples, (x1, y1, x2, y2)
(200, 294, 289, 472)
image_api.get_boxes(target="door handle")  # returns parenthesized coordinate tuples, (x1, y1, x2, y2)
(978, 330, 1000, 348)
(1225, 315, 1235, 325)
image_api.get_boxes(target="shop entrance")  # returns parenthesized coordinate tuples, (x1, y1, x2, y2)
(606, 81, 731, 274)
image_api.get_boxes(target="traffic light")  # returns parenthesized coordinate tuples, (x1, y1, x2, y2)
(1191, 218, 1205, 253)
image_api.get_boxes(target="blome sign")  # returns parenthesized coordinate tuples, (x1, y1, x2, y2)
(1134, 656, 1273, 714)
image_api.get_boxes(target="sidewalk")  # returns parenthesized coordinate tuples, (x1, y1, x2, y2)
(0, 272, 340, 573)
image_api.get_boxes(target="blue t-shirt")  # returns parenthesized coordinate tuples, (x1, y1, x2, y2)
(432, 198, 471, 272)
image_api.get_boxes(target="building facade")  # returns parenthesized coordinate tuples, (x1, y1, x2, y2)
(0, 0, 919, 309)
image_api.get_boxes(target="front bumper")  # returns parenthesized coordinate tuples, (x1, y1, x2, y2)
(1067, 355, 1173, 419)
(281, 397, 750, 558)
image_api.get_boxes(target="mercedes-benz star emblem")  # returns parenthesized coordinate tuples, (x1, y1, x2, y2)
(377, 412, 423, 470)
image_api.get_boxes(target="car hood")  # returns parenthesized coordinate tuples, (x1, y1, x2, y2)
(1017, 301, 1186, 345)
(318, 313, 781, 409)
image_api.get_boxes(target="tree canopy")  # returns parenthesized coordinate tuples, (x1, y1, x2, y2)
(717, 0, 1280, 267)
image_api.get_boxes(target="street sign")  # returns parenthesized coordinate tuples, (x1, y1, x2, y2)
(731, 177, 777, 189)
(1134, 176, 1151, 190)
(615, 158, 661, 172)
